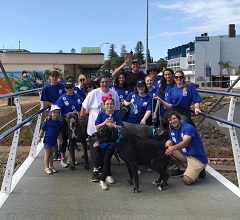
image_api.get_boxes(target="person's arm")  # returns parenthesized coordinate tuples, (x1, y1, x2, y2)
(140, 110, 152, 125)
(152, 99, 160, 121)
(194, 102, 201, 114)
(154, 96, 172, 109)
(79, 106, 86, 121)
(37, 129, 45, 143)
(112, 62, 129, 78)
(165, 135, 192, 156)
(43, 101, 53, 108)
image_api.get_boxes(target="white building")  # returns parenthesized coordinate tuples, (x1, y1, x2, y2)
(167, 24, 240, 87)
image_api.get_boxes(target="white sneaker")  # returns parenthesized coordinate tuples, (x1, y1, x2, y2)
(99, 181, 109, 190)
(60, 159, 68, 168)
(67, 157, 79, 165)
(106, 176, 115, 184)
(138, 170, 142, 175)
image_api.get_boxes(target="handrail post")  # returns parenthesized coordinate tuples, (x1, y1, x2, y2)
(0, 96, 23, 194)
(29, 92, 44, 158)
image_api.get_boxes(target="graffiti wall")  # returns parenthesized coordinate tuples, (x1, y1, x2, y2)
(0, 70, 49, 94)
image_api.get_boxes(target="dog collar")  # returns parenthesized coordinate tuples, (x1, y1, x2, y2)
(116, 129, 123, 143)
(152, 126, 157, 139)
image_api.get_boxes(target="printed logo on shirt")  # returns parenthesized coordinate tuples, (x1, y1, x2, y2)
(63, 97, 69, 106)
(143, 102, 148, 107)
(59, 90, 63, 95)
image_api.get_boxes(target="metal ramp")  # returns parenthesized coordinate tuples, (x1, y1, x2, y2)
(0, 149, 239, 220)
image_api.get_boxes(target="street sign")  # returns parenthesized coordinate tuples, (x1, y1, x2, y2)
(206, 65, 211, 77)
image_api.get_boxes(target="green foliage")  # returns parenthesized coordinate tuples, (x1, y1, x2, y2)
(71, 48, 76, 53)
(134, 41, 145, 63)
(120, 45, 127, 58)
(107, 44, 118, 59)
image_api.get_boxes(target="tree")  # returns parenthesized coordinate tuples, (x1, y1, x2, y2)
(147, 49, 153, 63)
(218, 61, 233, 69)
(120, 45, 127, 58)
(156, 58, 168, 71)
(107, 44, 118, 59)
(134, 41, 145, 64)
(71, 48, 76, 53)
(58, 50, 63, 53)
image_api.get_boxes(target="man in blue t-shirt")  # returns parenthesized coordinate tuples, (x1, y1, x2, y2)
(41, 70, 65, 108)
(164, 110, 208, 185)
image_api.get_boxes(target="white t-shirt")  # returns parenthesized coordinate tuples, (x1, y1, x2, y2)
(82, 88, 120, 136)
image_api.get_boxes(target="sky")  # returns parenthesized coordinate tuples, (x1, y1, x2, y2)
(1, 0, 240, 61)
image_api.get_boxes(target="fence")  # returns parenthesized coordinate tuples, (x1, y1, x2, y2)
(0, 88, 45, 200)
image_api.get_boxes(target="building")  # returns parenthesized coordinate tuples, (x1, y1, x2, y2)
(167, 24, 240, 87)
(0, 48, 104, 80)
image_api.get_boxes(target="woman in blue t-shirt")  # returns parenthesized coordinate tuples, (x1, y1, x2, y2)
(123, 80, 152, 125)
(55, 81, 82, 168)
(154, 70, 201, 126)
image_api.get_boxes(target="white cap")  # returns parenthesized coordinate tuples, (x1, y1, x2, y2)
(50, 105, 60, 112)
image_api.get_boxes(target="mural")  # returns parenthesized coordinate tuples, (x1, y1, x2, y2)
(0, 70, 49, 94)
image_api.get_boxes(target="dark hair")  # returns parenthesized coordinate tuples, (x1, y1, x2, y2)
(65, 75, 74, 82)
(84, 79, 96, 93)
(174, 70, 186, 85)
(114, 71, 129, 89)
(159, 68, 175, 96)
(133, 84, 149, 93)
(164, 110, 181, 121)
(99, 74, 110, 82)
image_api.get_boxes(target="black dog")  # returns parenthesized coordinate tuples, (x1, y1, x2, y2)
(65, 112, 89, 170)
(92, 126, 170, 193)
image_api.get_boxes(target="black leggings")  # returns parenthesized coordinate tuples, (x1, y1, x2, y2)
(99, 147, 115, 181)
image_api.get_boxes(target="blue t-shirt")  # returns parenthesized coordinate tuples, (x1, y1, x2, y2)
(95, 111, 124, 149)
(41, 118, 62, 146)
(74, 87, 86, 101)
(156, 84, 173, 117)
(153, 77, 162, 90)
(55, 93, 82, 116)
(169, 123, 208, 164)
(112, 87, 132, 103)
(125, 92, 152, 124)
(166, 84, 202, 109)
(41, 83, 65, 104)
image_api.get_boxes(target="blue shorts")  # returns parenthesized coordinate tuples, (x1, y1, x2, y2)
(43, 143, 57, 149)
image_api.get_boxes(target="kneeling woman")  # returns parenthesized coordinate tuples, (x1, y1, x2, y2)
(95, 94, 124, 191)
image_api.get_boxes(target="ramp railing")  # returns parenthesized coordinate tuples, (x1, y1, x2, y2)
(0, 89, 46, 200)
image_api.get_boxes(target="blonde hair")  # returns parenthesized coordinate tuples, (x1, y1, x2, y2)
(78, 74, 86, 81)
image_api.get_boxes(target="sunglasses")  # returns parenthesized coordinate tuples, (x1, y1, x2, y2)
(174, 76, 184, 79)
(79, 79, 85, 82)
(65, 86, 73, 89)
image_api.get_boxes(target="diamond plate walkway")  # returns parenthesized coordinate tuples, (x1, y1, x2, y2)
(0, 148, 240, 220)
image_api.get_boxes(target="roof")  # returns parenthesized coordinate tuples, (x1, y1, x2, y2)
(81, 47, 101, 53)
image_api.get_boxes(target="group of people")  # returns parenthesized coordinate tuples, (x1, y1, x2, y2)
(38, 58, 208, 191)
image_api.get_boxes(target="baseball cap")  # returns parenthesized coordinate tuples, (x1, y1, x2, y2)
(50, 105, 60, 112)
(65, 81, 74, 87)
(136, 80, 146, 87)
(132, 59, 140, 64)
(50, 70, 59, 76)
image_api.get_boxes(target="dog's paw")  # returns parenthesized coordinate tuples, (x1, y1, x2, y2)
(127, 179, 133, 185)
(152, 180, 161, 186)
(131, 188, 140, 193)
(157, 185, 167, 191)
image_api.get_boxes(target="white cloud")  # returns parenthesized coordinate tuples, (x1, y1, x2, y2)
(151, 0, 240, 37)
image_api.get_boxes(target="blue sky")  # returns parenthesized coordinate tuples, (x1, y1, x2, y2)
(1, 0, 240, 61)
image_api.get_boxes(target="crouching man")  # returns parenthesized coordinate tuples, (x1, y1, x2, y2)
(164, 110, 208, 185)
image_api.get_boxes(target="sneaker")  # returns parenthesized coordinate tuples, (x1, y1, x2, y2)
(98, 167, 102, 175)
(146, 168, 152, 172)
(60, 159, 68, 168)
(106, 176, 115, 184)
(138, 170, 142, 175)
(91, 171, 99, 182)
(170, 169, 184, 177)
(44, 168, 53, 174)
(167, 164, 178, 172)
(199, 169, 206, 179)
(67, 157, 79, 165)
(75, 144, 81, 152)
(99, 181, 109, 190)
(50, 167, 58, 173)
